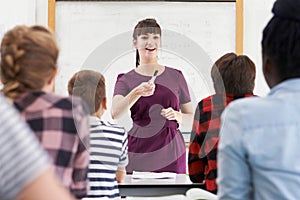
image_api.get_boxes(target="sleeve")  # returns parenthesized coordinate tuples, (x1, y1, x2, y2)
(70, 99, 90, 198)
(177, 70, 191, 104)
(188, 102, 207, 183)
(118, 128, 128, 168)
(0, 95, 50, 200)
(217, 104, 251, 200)
(113, 73, 129, 97)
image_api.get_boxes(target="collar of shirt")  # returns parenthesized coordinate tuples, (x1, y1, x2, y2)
(89, 116, 102, 125)
(269, 78, 300, 96)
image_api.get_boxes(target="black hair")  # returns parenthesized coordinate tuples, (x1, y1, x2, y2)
(262, 0, 300, 80)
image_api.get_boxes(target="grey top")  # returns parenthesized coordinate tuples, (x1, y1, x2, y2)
(0, 94, 49, 200)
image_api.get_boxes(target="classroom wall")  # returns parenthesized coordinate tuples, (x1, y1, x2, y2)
(0, 0, 36, 89)
(0, 0, 276, 96)
(36, 0, 48, 26)
(34, 0, 275, 96)
(244, 0, 276, 96)
(0, 0, 35, 38)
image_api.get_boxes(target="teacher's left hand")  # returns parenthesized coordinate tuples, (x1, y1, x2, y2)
(161, 107, 182, 123)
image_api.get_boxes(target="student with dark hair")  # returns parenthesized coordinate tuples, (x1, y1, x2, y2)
(68, 70, 128, 199)
(188, 53, 256, 194)
(0, 25, 89, 199)
(111, 18, 193, 173)
(218, 0, 300, 199)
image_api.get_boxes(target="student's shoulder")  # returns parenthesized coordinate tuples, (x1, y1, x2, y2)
(223, 95, 272, 124)
(15, 92, 84, 112)
(101, 120, 127, 134)
(45, 93, 87, 112)
(226, 95, 265, 112)
(195, 95, 214, 111)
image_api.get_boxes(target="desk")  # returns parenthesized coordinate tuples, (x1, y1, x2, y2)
(118, 174, 205, 197)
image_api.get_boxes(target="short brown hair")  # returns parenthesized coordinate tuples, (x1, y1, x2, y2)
(68, 70, 105, 115)
(211, 53, 256, 95)
(0, 25, 58, 99)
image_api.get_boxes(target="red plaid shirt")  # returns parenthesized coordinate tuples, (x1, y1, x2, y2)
(14, 91, 89, 198)
(188, 93, 254, 194)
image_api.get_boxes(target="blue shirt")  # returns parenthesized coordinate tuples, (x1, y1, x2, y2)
(217, 79, 300, 200)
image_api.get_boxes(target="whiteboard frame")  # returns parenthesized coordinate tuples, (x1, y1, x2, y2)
(48, 0, 243, 54)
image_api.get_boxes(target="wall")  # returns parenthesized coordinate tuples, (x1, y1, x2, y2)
(0, 0, 36, 89)
(0, 0, 275, 96)
(34, 0, 276, 97)
(36, 0, 48, 26)
(0, 0, 35, 41)
(0, 0, 276, 95)
(244, 0, 276, 96)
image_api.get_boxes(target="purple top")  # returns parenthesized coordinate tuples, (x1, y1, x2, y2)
(113, 66, 191, 173)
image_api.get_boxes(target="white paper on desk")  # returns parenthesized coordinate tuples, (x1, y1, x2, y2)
(126, 195, 186, 200)
(132, 171, 176, 179)
(185, 188, 217, 200)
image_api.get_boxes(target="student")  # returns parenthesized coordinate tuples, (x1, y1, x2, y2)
(0, 94, 75, 200)
(217, 0, 300, 199)
(0, 25, 89, 199)
(68, 70, 128, 199)
(111, 18, 193, 173)
(188, 53, 256, 194)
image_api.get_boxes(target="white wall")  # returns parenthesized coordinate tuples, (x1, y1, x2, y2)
(0, 0, 36, 89)
(0, 0, 35, 39)
(35, 0, 48, 26)
(0, 0, 276, 96)
(244, 0, 276, 96)
(33, 0, 276, 96)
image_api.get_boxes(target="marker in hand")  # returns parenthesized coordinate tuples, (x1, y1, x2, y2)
(149, 70, 158, 84)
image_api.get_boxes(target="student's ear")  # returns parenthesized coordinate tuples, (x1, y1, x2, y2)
(133, 39, 137, 49)
(263, 54, 279, 88)
(263, 54, 271, 83)
(48, 68, 58, 85)
(102, 97, 107, 110)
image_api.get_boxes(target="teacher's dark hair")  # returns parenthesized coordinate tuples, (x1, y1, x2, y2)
(262, 0, 300, 80)
(133, 18, 161, 67)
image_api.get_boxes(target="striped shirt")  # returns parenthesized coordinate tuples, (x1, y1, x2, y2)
(88, 116, 128, 199)
(0, 94, 49, 200)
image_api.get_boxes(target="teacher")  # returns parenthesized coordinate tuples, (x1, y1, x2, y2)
(111, 18, 193, 174)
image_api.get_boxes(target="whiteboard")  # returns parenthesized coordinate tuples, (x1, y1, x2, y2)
(55, 1, 236, 130)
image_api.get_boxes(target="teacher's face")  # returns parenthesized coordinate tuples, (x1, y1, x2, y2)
(133, 33, 161, 63)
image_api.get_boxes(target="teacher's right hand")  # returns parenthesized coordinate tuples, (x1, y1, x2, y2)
(136, 82, 155, 97)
